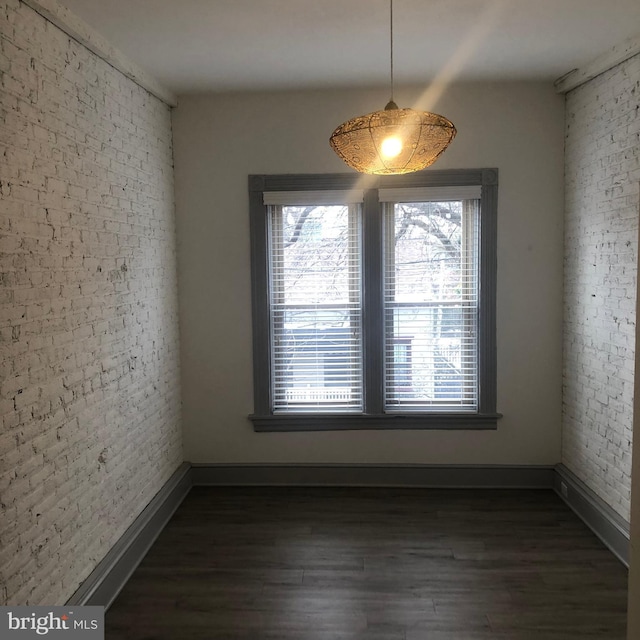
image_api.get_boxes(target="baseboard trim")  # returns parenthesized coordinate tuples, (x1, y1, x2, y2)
(190, 463, 555, 488)
(554, 464, 630, 567)
(66, 462, 192, 609)
(62, 462, 628, 609)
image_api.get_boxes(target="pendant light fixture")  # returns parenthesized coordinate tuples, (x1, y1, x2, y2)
(330, 0, 456, 175)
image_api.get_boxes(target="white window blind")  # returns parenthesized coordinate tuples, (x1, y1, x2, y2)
(383, 193, 479, 411)
(267, 200, 363, 412)
(378, 185, 481, 202)
(264, 190, 364, 206)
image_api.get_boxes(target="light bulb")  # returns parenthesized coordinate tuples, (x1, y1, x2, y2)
(381, 136, 402, 158)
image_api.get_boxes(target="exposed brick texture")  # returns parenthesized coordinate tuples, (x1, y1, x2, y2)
(563, 53, 640, 521)
(0, 0, 182, 604)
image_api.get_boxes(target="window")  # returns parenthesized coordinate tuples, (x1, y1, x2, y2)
(269, 201, 362, 412)
(249, 169, 500, 430)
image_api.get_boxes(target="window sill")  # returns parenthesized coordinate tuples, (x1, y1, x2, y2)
(249, 412, 502, 432)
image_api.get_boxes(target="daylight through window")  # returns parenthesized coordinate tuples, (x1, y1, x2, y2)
(382, 196, 478, 411)
(249, 171, 499, 431)
(269, 202, 363, 412)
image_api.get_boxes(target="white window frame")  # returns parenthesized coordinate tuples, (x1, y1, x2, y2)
(248, 169, 501, 431)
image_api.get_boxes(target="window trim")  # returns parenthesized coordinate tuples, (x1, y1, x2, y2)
(248, 169, 501, 431)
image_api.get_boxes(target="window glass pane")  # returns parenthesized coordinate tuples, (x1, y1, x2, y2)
(269, 205, 363, 412)
(384, 200, 479, 411)
(386, 306, 477, 408)
(391, 201, 466, 302)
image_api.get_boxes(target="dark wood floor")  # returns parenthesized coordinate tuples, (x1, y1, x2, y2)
(106, 487, 628, 640)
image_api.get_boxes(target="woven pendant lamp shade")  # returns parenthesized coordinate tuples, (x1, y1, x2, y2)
(330, 101, 456, 175)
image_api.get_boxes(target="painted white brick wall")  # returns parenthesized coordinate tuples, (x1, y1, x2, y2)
(563, 53, 640, 521)
(0, 0, 182, 604)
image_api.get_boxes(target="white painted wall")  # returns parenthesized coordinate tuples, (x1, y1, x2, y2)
(563, 53, 640, 521)
(173, 83, 565, 465)
(0, 0, 182, 605)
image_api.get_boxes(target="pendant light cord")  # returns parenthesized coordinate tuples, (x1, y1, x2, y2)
(389, 0, 394, 103)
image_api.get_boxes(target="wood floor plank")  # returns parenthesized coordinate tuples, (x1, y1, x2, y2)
(106, 487, 628, 639)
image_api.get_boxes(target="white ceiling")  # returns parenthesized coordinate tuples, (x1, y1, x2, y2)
(58, 0, 640, 93)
